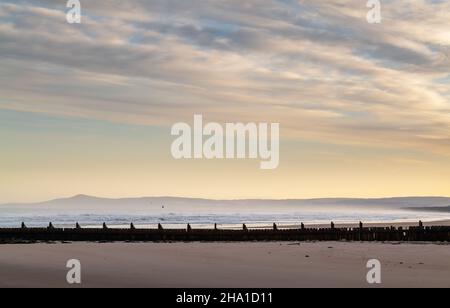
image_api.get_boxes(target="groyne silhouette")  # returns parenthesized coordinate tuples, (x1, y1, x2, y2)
(0, 222, 449, 243)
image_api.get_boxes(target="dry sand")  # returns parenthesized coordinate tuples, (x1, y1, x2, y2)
(0, 242, 449, 288)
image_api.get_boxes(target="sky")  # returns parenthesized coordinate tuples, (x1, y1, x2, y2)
(1, 0, 450, 203)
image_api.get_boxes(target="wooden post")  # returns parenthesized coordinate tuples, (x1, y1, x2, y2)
(301, 223, 305, 230)
(273, 223, 278, 231)
(103, 223, 108, 230)
(130, 223, 135, 230)
(331, 222, 335, 229)
(48, 222, 54, 230)
(359, 222, 363, 241)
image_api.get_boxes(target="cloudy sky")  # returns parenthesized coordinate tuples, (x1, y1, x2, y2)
(1, 0, 450, 202)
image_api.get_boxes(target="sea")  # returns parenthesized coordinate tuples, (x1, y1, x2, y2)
(0, 202, 449, 229)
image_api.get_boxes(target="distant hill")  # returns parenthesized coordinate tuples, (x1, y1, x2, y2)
(1, 195, 450, 212)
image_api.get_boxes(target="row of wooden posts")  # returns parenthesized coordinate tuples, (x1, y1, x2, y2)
(21, 220, 422, 231)
(0, 221, 448, 243)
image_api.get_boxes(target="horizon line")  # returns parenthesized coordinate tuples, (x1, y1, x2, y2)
(3, 194, 450, 206)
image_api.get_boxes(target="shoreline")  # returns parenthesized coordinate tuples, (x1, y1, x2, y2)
(282, 219, 450, 229)
(2, 219, 449, 231)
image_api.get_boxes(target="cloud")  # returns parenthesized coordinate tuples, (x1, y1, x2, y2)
(1, 0, 450, 155)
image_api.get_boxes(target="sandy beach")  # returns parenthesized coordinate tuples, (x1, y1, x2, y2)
(0, 241, 449, 288)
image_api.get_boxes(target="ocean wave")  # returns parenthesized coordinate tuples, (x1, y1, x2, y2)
(1, 209, 449, 228)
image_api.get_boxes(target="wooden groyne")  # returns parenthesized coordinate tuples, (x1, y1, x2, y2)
(0, 222, 449, 243)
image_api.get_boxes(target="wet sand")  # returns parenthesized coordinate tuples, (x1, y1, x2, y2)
(0, 242, 449, 288)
